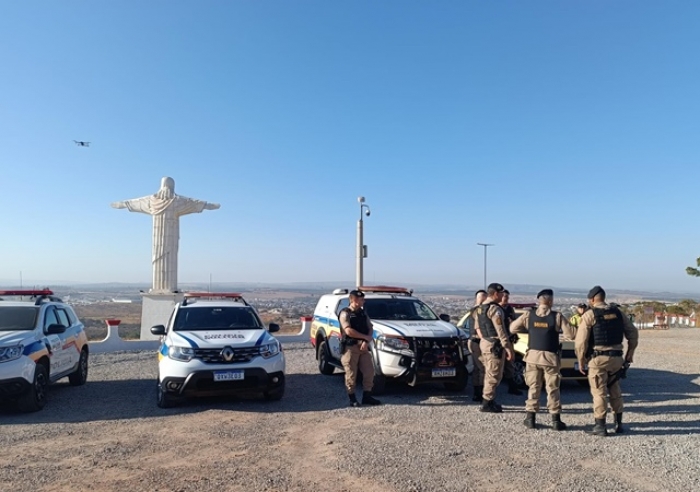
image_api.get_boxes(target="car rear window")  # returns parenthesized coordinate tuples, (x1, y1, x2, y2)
(173, 306, 262, 331)
(0, 306, 39, 331)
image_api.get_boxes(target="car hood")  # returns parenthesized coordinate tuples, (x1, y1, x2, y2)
(0, 330, 35, 346)
(168, 329, 273, 349)
(372, 320, 460, 338)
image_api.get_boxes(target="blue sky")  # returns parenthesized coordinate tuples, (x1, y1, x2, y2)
(1, 2, 700, 293)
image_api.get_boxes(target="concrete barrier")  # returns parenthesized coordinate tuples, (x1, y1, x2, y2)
(89, 316, 313, 353)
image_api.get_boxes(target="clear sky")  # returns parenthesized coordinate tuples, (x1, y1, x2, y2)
(1, 2, 700, 293)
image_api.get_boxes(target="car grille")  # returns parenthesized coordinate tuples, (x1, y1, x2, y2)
(412, 337, 462, 368)
(193, 347, 260, 363)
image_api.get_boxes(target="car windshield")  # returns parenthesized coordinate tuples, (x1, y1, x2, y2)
(0, 306, 39, 331)
(173, 306, 262, 331)
(364, 299, 438, 321)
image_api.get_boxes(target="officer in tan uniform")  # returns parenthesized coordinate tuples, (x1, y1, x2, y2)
(464, 289, 487, 402)
(575, 286, 638, 436)
(339, 290, 381, 407)
(499, 289, 524, 396)
(509, 289, 576, 430)
(476, 283, 514, 413)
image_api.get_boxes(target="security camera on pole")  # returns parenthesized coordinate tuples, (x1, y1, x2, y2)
(356, 196, 371, 287)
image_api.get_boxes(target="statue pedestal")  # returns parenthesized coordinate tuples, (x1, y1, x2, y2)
(140, 292, 185, 340)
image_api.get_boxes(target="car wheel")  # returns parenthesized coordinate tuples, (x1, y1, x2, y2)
(68, 349, 89, 386)
(264, 382, 285, 401)
(318, 340, 335, 375)
(444, 370, 468, 392)
(512, 356, 527, 389)
(16, 363, 49, 413)
(156, 379, 177, 408)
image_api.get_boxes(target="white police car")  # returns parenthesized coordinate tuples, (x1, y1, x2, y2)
(0, 289, 89, 412)
(310, 286, 472, 393)
(151, 292, 285, 408)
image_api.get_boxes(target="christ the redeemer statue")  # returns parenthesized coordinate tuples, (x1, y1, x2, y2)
(111, 177, 220, 293)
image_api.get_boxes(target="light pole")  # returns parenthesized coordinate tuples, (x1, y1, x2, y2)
(356, 196, 371, 287)
(477, 243, 494, 289)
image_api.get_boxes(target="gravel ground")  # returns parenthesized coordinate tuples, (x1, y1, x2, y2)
(1, 329, 699, 492)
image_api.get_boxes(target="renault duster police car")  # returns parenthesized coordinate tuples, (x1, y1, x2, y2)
(310, 286, 471, 393)
(0, 290, 89, 412)
(151, 292, 285, 408)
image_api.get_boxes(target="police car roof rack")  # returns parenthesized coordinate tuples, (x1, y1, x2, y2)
(358, 285, 414, 296)
(0, 289, 63, 305)
(182, 292, 249, 306)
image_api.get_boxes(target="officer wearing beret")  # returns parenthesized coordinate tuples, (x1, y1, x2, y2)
(476, 283, 514, 413)
(499, 289, 524, 396)
(569, 303, 589, 328)
(339, 290, 381, 407)
(575, 286, 638, 436)
(509, 289, 575, 430)
(464, 290, 487, 402)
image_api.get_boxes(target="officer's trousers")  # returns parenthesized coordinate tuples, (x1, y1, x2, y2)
(469, 338, 484, 386)
(341, 345, 375, 394)
(480, 341, 505, 401)
(587, 355, 624, 419)
(524, 363, 561, 413)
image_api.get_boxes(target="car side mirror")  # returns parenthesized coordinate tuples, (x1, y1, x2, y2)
(268, 323, 280, 333)
(439, 314, 451, 322)
(150, 325, 166, 336)
(46, 323, 67, 335)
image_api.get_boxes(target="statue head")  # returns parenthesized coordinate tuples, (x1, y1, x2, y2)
(157, 177, 175, 199)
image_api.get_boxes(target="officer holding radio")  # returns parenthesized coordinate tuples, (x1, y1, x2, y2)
(339, 290, 382, 407)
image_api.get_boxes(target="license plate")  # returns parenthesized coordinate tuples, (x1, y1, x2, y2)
(213, 370, 244, 381)
(432, 368, 456, 378)
(574, 362, 588, 371)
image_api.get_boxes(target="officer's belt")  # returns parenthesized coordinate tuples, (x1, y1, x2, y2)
(592, 350, 623, 357)
(471, 337, 481, 343)
(344, 338, 365, 346)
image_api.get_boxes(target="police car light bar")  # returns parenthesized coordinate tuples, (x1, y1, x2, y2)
(0, 289, 54, 296)
(358, 285, 414, 295)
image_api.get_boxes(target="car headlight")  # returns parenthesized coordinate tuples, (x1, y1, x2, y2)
(0, 345, 23, 363)
(377, 335, 410, 353)
(168, 346, 194, 362)
(260, 340, 281, 359)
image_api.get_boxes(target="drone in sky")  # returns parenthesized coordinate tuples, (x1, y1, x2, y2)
(73, 140, 90, 147)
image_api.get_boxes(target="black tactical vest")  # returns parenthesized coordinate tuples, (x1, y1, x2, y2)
(476, 302, 498, 338)
(590, 306, 624, 347)
(527, 311, 559, 353)
(340, 307, 370, 339)
(502, 305, 516, 331)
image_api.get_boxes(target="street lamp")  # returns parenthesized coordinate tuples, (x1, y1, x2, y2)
(357, 196, 371, 287)
(477, 243, 494, 289)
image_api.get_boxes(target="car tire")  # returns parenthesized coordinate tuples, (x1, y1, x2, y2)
(16, 363, 49, 413)
(318, 340, 335, 375)
(264, 382, 285, 401)
(68, 349, 89, 386)
(512, 356, 528, 389)
(444, 370, 468, 392)
(156, 379, 178, 408)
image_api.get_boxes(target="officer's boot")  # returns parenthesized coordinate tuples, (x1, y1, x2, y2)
(480, 399, 503, 413)
(589, 418, 608, 436)
(348, 393, 360, 407)
(362, 391, 382, 406)
(507, 378, 523, 396)
(614, 413, 624, 434)
(523, 412, 536, 429)
(471, 385, 483, 402)
(551, 413, 567, 431)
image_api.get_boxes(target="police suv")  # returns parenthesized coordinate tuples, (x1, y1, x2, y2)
(0, 289, 89, 412)
(151, 292, 285, 408)
(310, 286, 471, 393)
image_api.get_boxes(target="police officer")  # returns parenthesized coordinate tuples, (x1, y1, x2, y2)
(464, 289, 487, 402)
(569, 303, 588, 328)
(476, 283, 514, 413)
(575, 286, 638, 436)
(509, 289, 575, 430)
(339, 290, 381, 407)
(499, 289, 524, 396)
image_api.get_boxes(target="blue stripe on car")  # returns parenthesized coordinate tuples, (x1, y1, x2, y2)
(175, 333, 199, 348)
(22, 341, 45, 356)
(255, 332, 268, 346)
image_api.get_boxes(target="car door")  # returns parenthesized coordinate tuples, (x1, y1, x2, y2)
(55, 307, 77, 369)
(329, 298, 350, 359)
(43, 306, 68, 376)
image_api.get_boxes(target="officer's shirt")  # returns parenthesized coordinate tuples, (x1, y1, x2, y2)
(574, 302, 639, 362)
(339, 307, 374, 337)
(478, 300, 512, 351)
(510, 306, 575, 368)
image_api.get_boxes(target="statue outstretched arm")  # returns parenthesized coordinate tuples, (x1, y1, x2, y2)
(110, 197, 152, 214)
(204, 202, 220, 210)
(111, 201, 128, 209)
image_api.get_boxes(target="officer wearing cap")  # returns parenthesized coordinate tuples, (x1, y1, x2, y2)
(509, 289, 575, 430)
(499, 289, 524, 396)
(476, 283, 514, 413)
(569, 303, 589, 328)
(339, 289, 381, 407)
(464, 289, 487, 402)
(575, 285, 638, 436)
